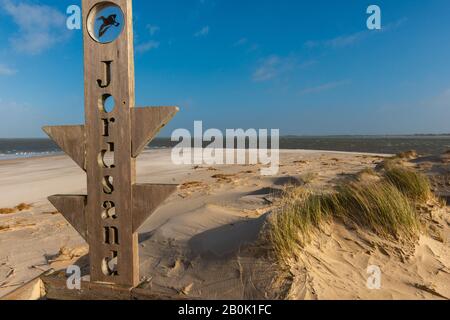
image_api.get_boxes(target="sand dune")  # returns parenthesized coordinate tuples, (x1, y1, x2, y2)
(0, 149, 448, 299)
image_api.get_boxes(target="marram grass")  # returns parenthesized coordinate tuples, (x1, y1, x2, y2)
(269, 166, 430, 264)
(333, 181, 419, 237)
(384, 167, 432, 202)
(269, 189, 333, 264)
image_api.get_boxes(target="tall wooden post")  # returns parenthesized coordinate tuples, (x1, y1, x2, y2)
(43, 0, 178, 288)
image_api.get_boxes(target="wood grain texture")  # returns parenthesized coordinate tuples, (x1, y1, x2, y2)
(42, 272, 132, 300)
(132, 184, 177, 233)
(131, 106, 179, 157)
(82, 0, 138, 286)
(42, 125, 86, 170)
(48, 195, 88, 241)
(40, 271, 190, 300)
(41, 0, 179, 290)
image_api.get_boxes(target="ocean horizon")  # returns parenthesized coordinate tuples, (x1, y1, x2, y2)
(1, 135, 449, 160)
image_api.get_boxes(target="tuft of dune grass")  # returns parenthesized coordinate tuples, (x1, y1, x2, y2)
(269, 167, 429, 264)
(379, 157, 404, 171)
(300, 172, 318, 185)
(16, 203, 32, 211)
(384, 167, 432, 202)
(396, 150, 418, 159)
(269, 189, 333, 263)
(356, 167, 379, 182)
(333, 181, 419, 237)
(377, 150, 417, 171)
(359, 167, 377, 176)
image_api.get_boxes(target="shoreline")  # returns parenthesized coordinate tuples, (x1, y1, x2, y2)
(1, 135, 449, 162)
(0, 147, 392, 164)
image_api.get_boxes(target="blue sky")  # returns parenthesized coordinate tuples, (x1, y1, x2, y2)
(0, 0, 449, 138)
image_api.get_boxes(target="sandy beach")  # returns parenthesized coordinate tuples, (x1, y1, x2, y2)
(0, 149, 449, 299)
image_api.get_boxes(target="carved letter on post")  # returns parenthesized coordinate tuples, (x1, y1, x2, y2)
(97, 61, 113, 88)
(43, 0, 179, 288)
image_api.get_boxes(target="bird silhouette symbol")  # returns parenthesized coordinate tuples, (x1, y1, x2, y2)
(97, 14, 120, 38)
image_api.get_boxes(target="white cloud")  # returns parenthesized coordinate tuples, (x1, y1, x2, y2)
(325, 32, 367, 48)
(305, 31, 368, 49)
(247, 43, 260, 53)
(0, 64, 17, 76)
(233, 38, 260, 53)
(135, 40, 160, 54)
(305, 18, 407, 49)
(253, 56, 282, 82)
(299, 80, 350, 96)
(1, 0, 69, 55)
(146, 25, 160, 36)
(194, 26, 210, 37)
(382, 17, 408, 32)
(233, 38, 248, 47)
(252, 55, 314, 82)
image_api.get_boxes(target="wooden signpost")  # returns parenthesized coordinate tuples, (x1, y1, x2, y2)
(43, 0, 178, 290)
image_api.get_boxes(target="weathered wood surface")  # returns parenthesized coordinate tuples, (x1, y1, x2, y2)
(132, 184, 177, 233)
(42, 273, 132, 300)
(42, 0, 179, 291)
(131, 106, 179, 157)
(48, 195, 88, 241)
(43, 125, 86, 170)
(82, 0, 138, 287)
(40, 271, 188, 300)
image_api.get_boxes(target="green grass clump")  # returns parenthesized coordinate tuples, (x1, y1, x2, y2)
(333, 181, 419, 237)
(384, 167, 431, 202)
(359, 167, 377, 176)
(379, 157, 404, 171)
(269, 189, 332, 263)
(269, 177, 423, 264)
(300, 172, 318, 185)
(356, 167, 379, 181)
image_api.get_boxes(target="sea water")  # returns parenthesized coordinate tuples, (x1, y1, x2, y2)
(1, 136, 449, 160)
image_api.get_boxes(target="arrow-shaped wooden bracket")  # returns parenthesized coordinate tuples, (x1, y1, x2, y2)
(48, 195, 88, 241)
(132, 184, 178, 233)
(131, 106, 179, 157)
(47, 183, 177, 242)
(42, 125, 86, 170)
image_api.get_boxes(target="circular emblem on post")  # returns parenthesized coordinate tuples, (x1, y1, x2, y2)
(87, 2, 124, 44)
